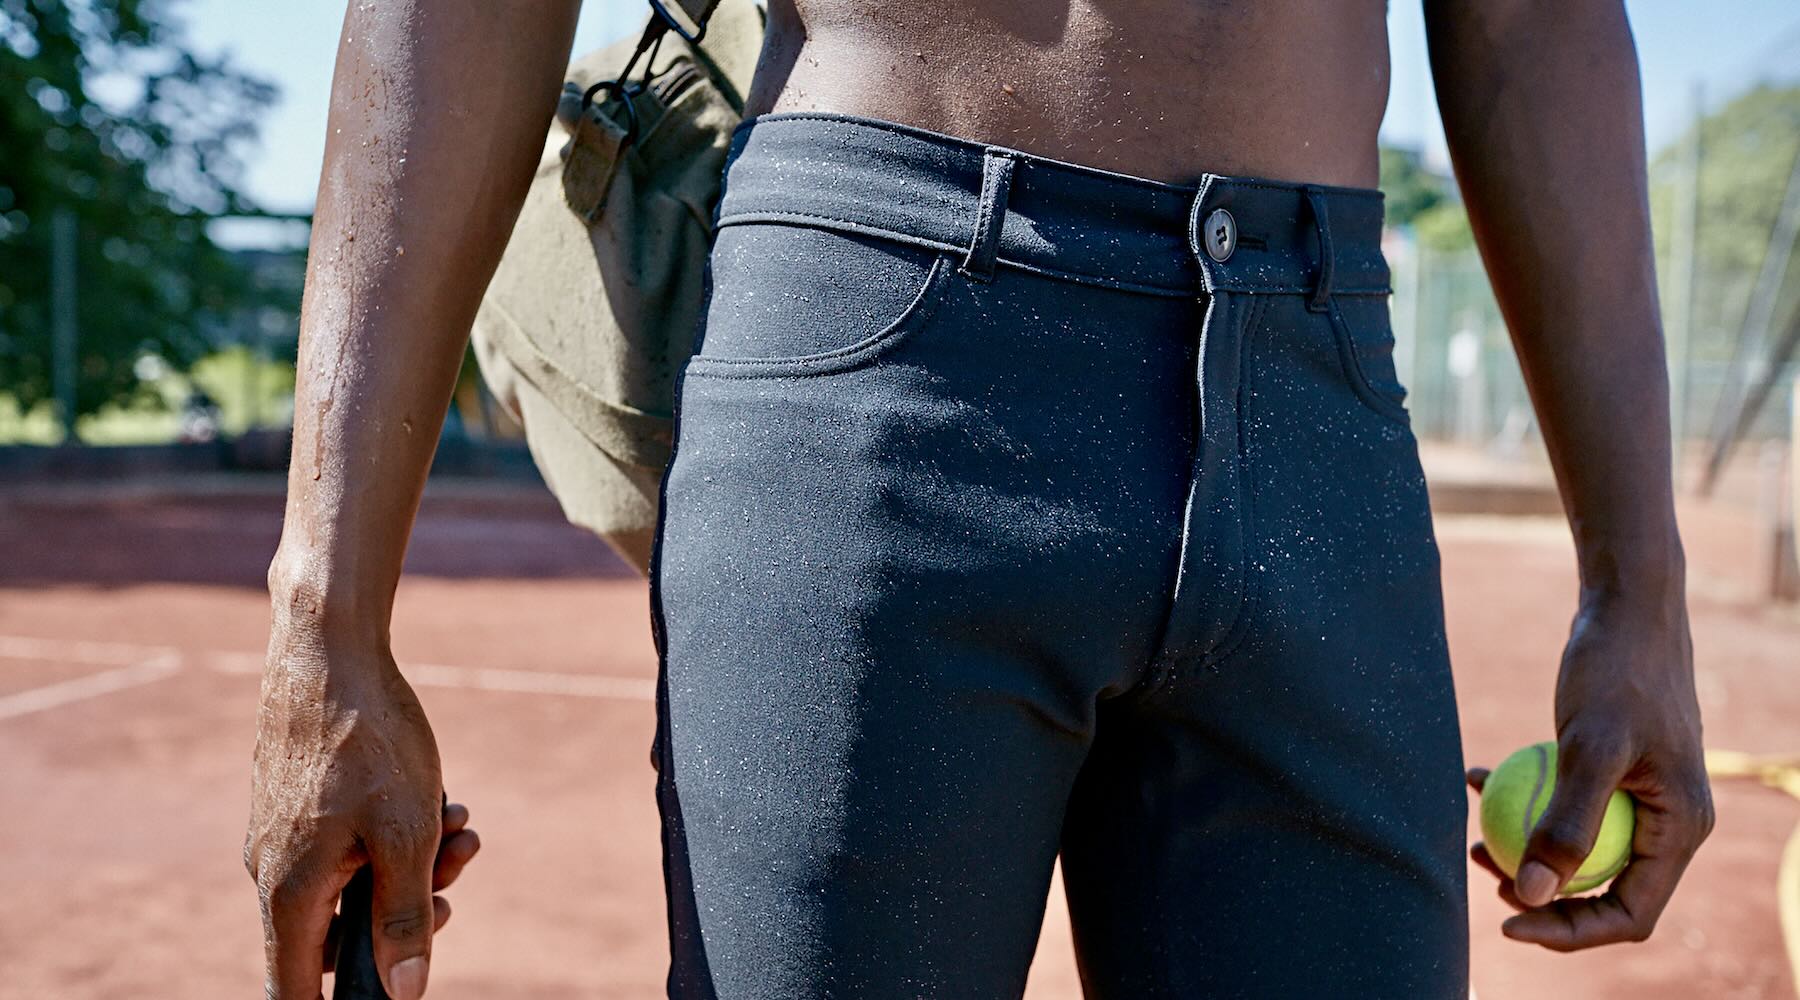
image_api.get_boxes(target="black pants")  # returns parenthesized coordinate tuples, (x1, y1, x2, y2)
(651, 113, 1468, 998)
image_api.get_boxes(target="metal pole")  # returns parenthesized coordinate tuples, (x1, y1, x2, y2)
(51, 208, 79, 444)
(243, 323, 261, 434)
(1791, 374, 1799, 588)
(1668, 83, 1702, 481)
(1761, 438, 1799, 602)
(1738, 149, 1800, 389)
(1702, 140, 1800, 492)
(1716, 301, 1800, 493)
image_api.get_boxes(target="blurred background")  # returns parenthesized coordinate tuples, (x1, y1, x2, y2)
(2, 2, 1799, 998)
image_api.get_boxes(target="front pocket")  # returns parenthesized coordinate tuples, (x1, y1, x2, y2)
(684, 223, 955, 380)
(1326, 293, 1411, 425)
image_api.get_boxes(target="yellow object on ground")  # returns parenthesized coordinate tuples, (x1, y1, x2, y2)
(1706, 749, 1800, 996)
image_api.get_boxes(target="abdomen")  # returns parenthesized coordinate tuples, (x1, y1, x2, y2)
(751, 0, 1391, 186)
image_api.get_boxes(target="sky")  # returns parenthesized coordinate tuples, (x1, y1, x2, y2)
(179, 1, 1800, 221)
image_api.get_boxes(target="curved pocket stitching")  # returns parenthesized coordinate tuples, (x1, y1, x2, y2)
(682, 254, 956, 380)
(1325, 296, 1411, 426)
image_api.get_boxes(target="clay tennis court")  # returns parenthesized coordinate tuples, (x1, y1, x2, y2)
(1, 468, 1796, 998)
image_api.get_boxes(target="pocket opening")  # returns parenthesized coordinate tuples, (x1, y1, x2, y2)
(1325, 294, 1411, 426)
(684, 248, 957, 380)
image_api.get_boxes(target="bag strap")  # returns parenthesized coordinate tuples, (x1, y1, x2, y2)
(622, 0, 727, 80)
(580, 0, 730, 139)
(652, 0, 725, 42)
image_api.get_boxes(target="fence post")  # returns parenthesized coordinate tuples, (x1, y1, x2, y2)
(1765, 434, 1799, 603)
(1790, 375, 1800, 596)
(51, 208, 78, 444)
(1669, 83, 1703, 477)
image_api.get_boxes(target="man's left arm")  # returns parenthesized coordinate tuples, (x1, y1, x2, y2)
(1423, 0, 1713, 950)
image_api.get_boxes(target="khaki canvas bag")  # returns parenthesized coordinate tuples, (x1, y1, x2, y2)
(470, 0, 764, 572)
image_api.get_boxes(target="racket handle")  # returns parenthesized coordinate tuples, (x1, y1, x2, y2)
(332, 865, 388, 999)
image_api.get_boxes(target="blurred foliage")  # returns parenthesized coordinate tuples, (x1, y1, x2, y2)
(1379, 145, 1447, 227)
(1378, 143, 1476, 252)
(1410, 202, 1477, 253)
(0, 346, 293, 444)
(0, 0, 292, 422)
(1650, 84, 1800, 363)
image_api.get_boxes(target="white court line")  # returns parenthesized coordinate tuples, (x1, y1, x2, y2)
(0, 631, 651, 722)
(0, 633, 654, 712)
(405, 662, 653, 701)
(0, 634, 181, 666)
(0, 652, 182, 721)
(186, 643, 653, 703)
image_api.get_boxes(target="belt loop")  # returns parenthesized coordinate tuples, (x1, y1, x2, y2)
(961, 149, 1016, 283)
(1303, 185, 1334, 312)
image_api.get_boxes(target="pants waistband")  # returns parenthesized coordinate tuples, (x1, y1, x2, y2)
(716, 112, 1391, 300)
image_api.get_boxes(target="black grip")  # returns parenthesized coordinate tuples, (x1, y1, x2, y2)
(332, 865, 388, 1000)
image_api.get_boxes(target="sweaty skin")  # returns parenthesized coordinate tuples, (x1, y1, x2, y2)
(249, 1, 1711, 996)
(749, 0, 1392, 187)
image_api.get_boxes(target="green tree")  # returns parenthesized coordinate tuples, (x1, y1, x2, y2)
(1379, 143, 1476, 252)
(1650, 84, 1800, 362)
(1379, 145, 1449, 228)
(0, 0, 282, 422)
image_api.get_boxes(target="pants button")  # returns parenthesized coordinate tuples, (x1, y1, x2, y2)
(1203, 208, 1237, 263)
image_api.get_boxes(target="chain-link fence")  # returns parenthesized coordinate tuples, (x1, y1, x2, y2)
(1389, 239, 1800, 454)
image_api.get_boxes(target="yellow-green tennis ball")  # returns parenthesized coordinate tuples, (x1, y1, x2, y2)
(1478, 741, 1636, 894)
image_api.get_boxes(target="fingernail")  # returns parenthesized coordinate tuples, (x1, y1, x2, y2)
(390, 956, 429, 1000)
(1516, 861, 1558, 906)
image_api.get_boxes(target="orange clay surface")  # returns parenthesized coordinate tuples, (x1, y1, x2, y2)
(0, 472, 1795, 999)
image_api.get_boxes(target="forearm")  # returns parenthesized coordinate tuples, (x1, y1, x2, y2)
(1425, 1, 1681, 609)
(272, 1, 580, 644)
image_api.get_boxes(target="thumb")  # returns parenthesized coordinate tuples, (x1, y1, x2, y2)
(1517, 735, 1626, 907)
(369, 823, 440, 1000)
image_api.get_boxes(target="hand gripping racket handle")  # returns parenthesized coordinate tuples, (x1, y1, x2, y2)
(334, 792, 446, 1000)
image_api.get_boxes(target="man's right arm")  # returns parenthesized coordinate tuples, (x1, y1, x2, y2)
(245, 4, 580, 999)
(1423, 0, 1711, 951)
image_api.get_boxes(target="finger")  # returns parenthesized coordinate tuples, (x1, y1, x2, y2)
(1500, 863, 1667, 952)
(258, 854, 351, 1000)
(1466, 767, 1491, 792)
(1469, 841, 1505, 881)
(369, 819, 441, 1000)
(1502, 791, 1703, 950)
(433, 829, 481, 891)
(442, 803, 470, 835)
(433, 895, 452, 932)
(1494, 880, 1529, 913)
(1469, 843, 1529, 913)
(1516, 736, 1628, 906)
(1500, 891, 1636, 950)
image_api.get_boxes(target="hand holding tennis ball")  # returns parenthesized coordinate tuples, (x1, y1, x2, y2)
(1478, 742, 1636, 895)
